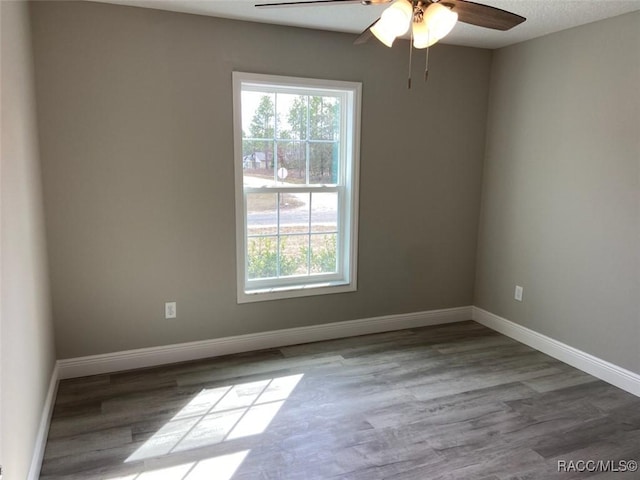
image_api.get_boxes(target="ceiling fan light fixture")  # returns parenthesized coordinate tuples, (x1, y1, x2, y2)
(423, 2, 458, 41)
(382, 0, 413, 34)
(412, 19, 437, 49)
(370, 18, 398, 47)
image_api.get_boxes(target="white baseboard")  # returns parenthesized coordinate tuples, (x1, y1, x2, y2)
(472, 307, 640, 397)
(55, 303, 639, 390)
(28, 364, 59, 480)
(58, 306, 472, 379)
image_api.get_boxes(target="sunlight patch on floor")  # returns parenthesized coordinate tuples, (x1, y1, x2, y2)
(126, 374, 303, 463)
(109, 450, 250, 480)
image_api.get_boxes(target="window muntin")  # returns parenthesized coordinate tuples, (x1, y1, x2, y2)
(233, 73, 360, 302)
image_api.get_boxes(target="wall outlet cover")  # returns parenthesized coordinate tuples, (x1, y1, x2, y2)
(514, 286, 523, 302)
(165, 302, 177, 319)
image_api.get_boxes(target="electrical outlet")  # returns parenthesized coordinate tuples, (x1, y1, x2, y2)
(514, 285, 523, 302)
(165, 301, 177, 319)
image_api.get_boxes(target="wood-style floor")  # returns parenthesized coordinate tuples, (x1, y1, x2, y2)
(41, 321, 640, 480)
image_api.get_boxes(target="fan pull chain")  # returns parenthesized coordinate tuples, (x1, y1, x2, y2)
(425, 31, 430, 82)
(408, 27, 413, 89)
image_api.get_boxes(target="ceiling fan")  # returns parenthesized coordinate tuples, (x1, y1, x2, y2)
(255, 0, 526, 48)
(255, 0, 526, 86)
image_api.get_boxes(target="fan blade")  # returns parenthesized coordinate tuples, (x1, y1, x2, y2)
(353, 18, 379, 44)
(256, 0, 390, 7)
(256, 0, 363, 8)
(442, 0, 525, 31)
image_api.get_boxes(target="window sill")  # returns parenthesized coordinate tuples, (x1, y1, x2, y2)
(237, 281, 356, 304)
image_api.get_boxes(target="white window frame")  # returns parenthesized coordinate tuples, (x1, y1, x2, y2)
(233, 72, 361, 303)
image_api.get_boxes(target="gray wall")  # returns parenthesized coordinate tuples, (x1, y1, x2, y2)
(30, 1, 491, 359)
(1, 1, 57, 478)
(475, 12, 640, 374)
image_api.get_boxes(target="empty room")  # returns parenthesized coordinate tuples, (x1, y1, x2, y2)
(1, 0, 639, 479)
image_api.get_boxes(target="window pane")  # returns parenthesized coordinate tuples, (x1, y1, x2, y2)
(309, 142, 337, 185)
(247, 236, 277, 279)
(243, 140, 274, 186)
(276, 141, 306, 185)
(278, 192, 309, 236)
(310, 234, 337, 274)
(309, 96, 339, 141)
(311, 192, 338, 233)
(242, 92, 275, 139)
(279, 235, 309, 277)
(247, 193, 277, 236)
(276, 93, 306, 140)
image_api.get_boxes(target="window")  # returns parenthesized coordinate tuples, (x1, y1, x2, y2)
(233, 72, 361, 303)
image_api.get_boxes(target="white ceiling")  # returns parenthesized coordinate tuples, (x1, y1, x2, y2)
(90, 0, 640, 49)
